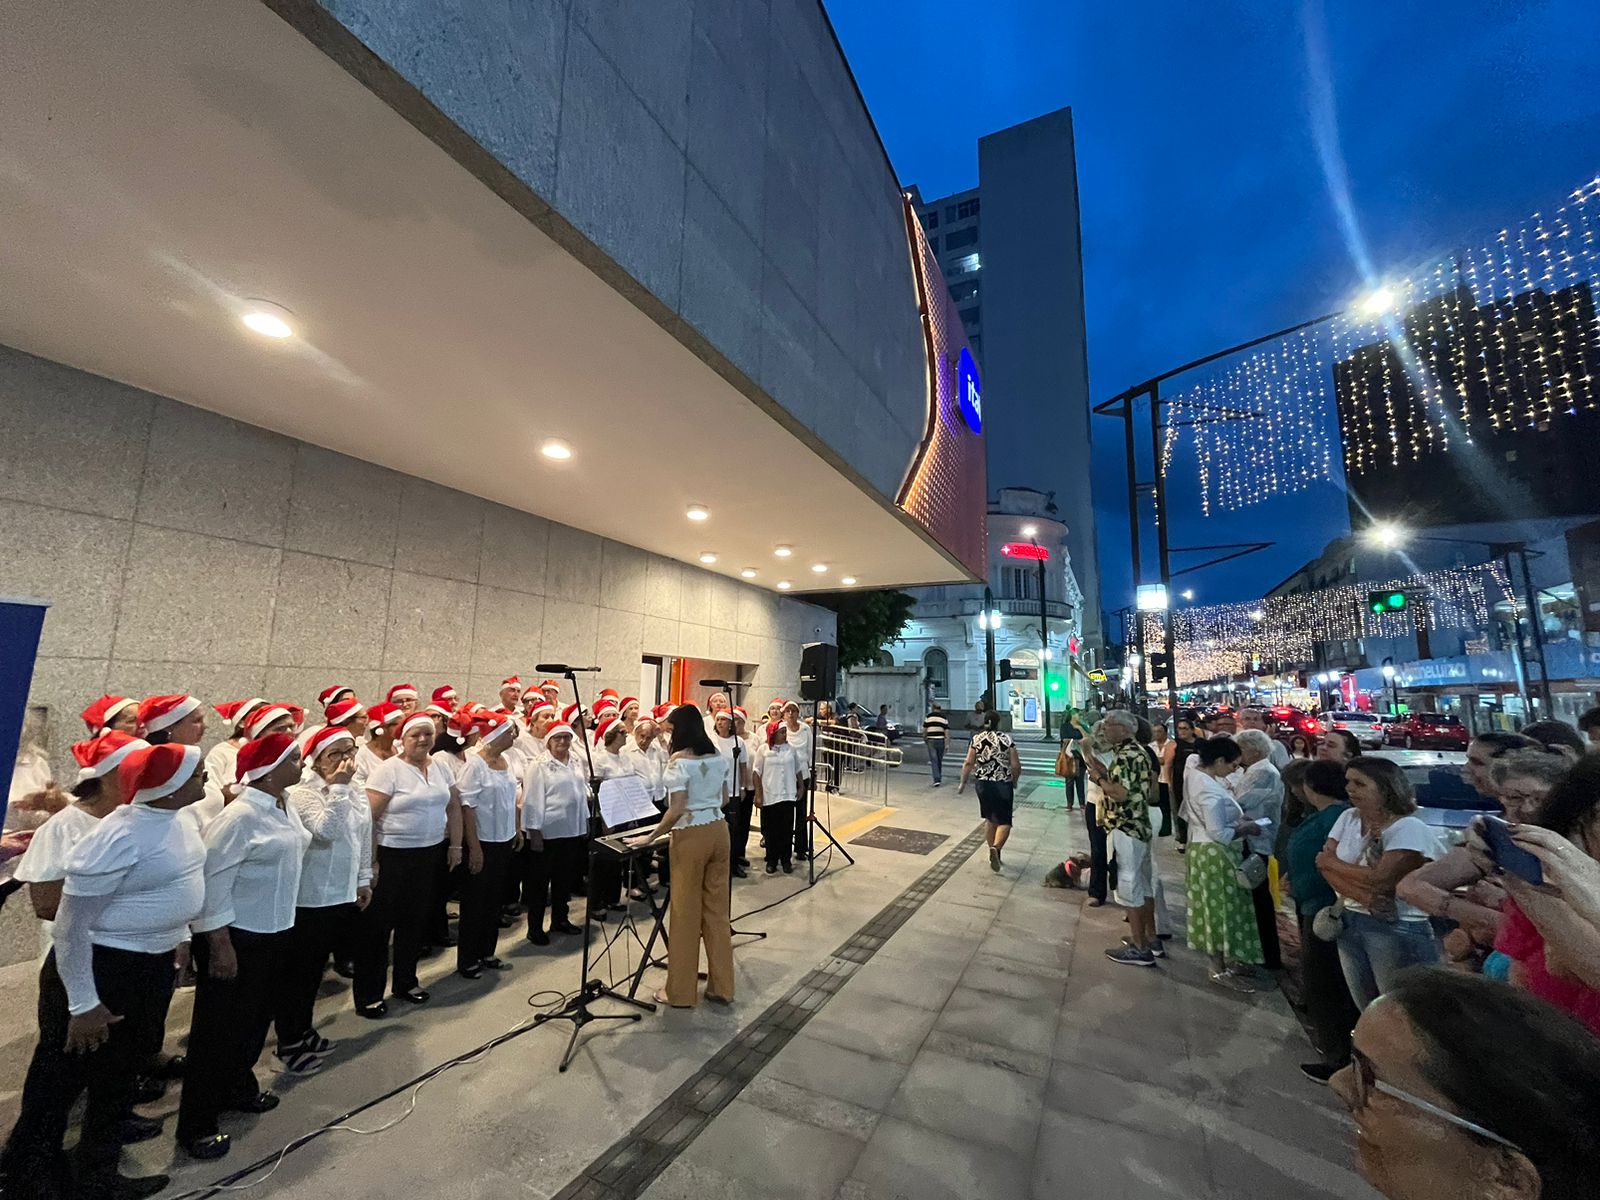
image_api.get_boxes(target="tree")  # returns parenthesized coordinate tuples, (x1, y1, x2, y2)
(812, 589, 916, 669)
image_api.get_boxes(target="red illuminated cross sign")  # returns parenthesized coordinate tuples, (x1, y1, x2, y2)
(1001, 542, 1049, 561)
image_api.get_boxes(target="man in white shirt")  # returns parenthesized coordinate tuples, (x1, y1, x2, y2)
(0, 743, 207, 1200)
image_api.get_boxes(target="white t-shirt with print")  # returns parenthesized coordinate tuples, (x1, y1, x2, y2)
(1328, 808, 1441, 920)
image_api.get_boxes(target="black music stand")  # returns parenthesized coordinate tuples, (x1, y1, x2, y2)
(529, 669, 654, 1073)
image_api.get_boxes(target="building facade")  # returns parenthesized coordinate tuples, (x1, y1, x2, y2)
(893, 488, 1089, 729)
(0, 0, 986, 781)
(906, 108, 1101, 651)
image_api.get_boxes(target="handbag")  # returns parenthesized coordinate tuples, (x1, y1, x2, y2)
(1054, 747, 1077, 778)
(1312, 898, 1346, 941)
(1234, 851, 1268, 891)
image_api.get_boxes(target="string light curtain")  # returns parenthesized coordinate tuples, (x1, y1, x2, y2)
(1124, 561, 1512, 686)
(1165, 172, 1600, 514)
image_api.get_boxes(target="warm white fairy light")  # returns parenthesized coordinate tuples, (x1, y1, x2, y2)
(1161, 171, 1600, 511)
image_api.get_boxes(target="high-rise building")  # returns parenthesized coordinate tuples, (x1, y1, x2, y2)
(906, 108, 1101, 650)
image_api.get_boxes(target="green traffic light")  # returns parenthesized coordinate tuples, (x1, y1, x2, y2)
(1388, 591, 1407, 609)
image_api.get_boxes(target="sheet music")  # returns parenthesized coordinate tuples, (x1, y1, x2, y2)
(598, 774, 659, 827)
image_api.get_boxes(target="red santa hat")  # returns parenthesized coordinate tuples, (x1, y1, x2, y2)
(400, 713, 436, 739)
(80, 695, 136, 736)
(213, 697, 268, 734)
(711, 707, 735, 726)
(651, 703, 673, 721)
(592, 716, 623, 745)
(766, 720, 785, 747)
(539, 679, 562, 693)
(592, 698, 619, 719)
(138, 694, 202, 735)
(542, 721, 575, 745)
(386, 683, 419, 704)
(244, 704, 302, 740)
(324, 697, 366, 727)
(431, 685, 458, 709)
(619, 696, 640, 714)
(236, 732, 299, 784)
(72, 731, 148, 782)
(304, 725, 357, 762)
(366, 702, 403, 731)
(500, 675, 522, 691)
(477, 715, 517, 745)
(118, 743, 203, 806)
(317, 685, 355, 709)
(425, 703, 453, 719)
(447, 708, 480, 738)
(598, 688, 620, 701)
(561, 702, 587, 725)
(733, 706, 748, 720)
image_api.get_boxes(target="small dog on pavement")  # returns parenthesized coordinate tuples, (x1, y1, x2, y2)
(1043, 853, 1093, 890)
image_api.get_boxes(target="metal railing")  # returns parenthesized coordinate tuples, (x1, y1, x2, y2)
(814, 726, 901, 808)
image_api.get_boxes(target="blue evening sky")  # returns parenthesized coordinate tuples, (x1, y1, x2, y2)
(828, 0, 1600, 617)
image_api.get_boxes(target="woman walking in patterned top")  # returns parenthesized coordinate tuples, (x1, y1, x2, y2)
(957, 711, 1022, 872)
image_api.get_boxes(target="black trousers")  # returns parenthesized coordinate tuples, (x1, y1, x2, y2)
(1, 946, 175, 1193)
(1298, 914, 1360, 1067)
(458, 839, 514, 969)
(178, 928, 289, 1142)
(727, 790, 754, 863)
(1084, 802, 1110, 901)
(354, 842, 445, 1006)
(523, 836, 585, 931)
(1155, 783, 1172, 838)
(274, 903, 355, 1051)
(1172, 787, 1190, 845)
(760, 802, 797, 867)
(1251, 875, 1283, 971)
(794, 779, 813, 859)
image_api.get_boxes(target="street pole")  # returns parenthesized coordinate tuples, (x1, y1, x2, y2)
(1036, 550, 1051, 737)
(1148, 380, 1176, 714)
(1514, 545, 1553, 717)
(982, 586, 998, 716)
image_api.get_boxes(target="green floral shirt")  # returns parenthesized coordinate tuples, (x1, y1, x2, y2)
(1099, 742, 1154, 841)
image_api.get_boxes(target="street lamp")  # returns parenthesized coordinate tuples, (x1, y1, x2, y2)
(1381, 658, 1400, 715)
(1180, 588, 1195, 601)
(979, 591, 1001, 714)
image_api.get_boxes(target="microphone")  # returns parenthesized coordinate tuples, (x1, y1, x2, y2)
(534, 663, 602, 674)
(698, 678, 751, 690)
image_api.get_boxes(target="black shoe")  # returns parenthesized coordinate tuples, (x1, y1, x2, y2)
(781, 861, 793, 874)
(456, 964, 483, 980)
(117, 1115, 163, 1145)
(502, 903, 524, 917)
(131, 1075, 165, 1105)
(109, 1172, 171, 1198)
(497, 914, 517, 929)
(156, 1055, 186, 1080)
(355, 1000, 388, 1019)
(587, 910, 608, 924)
(480, 956, 513, 971)
(393, 987, 430, 1005)
(765, 863, 778, 875)
(551, 920, 582, 936)
(731, 864, 748, 879)
(226, 1091, 278, 1115)
(182, 1133, 230, 1161)
(331, 960, 356, 980)
(527, 929, 551, 946)
(1299, 1062, 1339, 1085)
(1088, 899, 1106, 908)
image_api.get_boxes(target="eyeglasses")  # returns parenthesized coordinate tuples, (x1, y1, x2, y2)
(1348, 1049, 1521, 1153)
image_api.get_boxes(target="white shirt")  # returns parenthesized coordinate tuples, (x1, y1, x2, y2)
(15, 805, 101, 953)
(432, 749, 470, 783)
(663, 754, 731, 828)
(1328, 808, 1441, 920)
(459, 754, 519, 844)
(204, 739, 240, 793)
(354, 743, 392, 792)
(366, 755, 454, 848)
(6, 753, 52, 824)
(753, 744, 800, 805)
(1184, 772, 1245, 847)
(289, 776, 373, 907)
(522, 754, 590, 840)
(594, 747, 632, 781)
(621, 741, 667, 802)
(63, 803, 206, 955)
(711, 731, 745, 790)
(179, 780, 228, 837)
(781, 722, 813, 779)
(196, 786, 311, 933)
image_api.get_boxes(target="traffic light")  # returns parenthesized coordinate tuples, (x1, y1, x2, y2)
(1045, 670, 1065, 696)
(1148, 652, 1173, 684)
(999, 658, 1014, 681)
(1368, 590, 1409, 615)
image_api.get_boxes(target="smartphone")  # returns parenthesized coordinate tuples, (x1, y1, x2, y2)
(1481, 815, 1544, 886)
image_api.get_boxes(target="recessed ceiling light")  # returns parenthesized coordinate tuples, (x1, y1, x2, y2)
(773, 544, 793, 558)
(686, 504, 709, 522)
(841, 576, 858, 586)
(240, 301, 294, 339)
(776, 580, 792, 591)
(810, 563, 829, 574)
(540, 438, 572, 461)
(740, 568, 758, 579)
(698, 552, 718, 564)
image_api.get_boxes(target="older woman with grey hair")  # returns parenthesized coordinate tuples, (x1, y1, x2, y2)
(1234, 728, 1285, 971)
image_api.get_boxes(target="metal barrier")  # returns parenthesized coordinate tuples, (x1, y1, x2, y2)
(815, 726, 901, 807)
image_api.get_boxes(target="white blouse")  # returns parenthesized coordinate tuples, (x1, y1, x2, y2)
(196, 786, 311, 934)
(781, 723, 813, 779)
(204, 739, 241, 793)
(459, 754, 519, 845)
(664, 754, 731, 828)
(621, 741, 666, 802)
(288, 776, 373, 907)
(15, 805, 101, 953)
(1185, 772, 1245, 847)
(753, 744, 801, 805)
(522, 755, 590, 840)
(353, 743, 391, 792)
(366, 756, 454, 849)
(63, 804, 206, 955)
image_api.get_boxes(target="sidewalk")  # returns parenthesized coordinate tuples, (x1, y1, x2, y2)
(638, 781, 1377, 1200)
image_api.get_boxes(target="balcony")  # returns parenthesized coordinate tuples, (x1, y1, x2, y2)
(911, 596, 1074, 621)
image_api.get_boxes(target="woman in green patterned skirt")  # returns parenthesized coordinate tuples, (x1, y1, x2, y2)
(1183, 736, 1268, 993)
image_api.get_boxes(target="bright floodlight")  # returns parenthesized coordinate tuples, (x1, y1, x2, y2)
(1135, 584, 1169, 612)
(1357, 286, 1396, 317)
(1020, 523, 1039, 538)
(1180, 589, 1194, 601)
(1366, 521, 1406, 549)
(1381, 663, 1396, 679)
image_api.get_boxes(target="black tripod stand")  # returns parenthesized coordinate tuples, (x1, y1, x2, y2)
(529, 665, 654, 1072)
(806, 699, 855, 886)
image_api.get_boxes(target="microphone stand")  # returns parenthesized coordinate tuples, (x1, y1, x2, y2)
(530, 669, 652, 1073)
(807, 700, 855, 886)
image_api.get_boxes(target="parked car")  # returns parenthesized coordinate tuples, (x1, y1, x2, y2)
(845, 702, 903, 742)
(1364, 747, 1486, 846)
(1324, 710, 1385, 749)
(1383, 712, 1471, 749)
(1282, 710, 1325, 739)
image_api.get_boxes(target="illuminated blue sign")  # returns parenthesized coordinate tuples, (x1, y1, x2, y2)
(956, 346, 982, 434)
